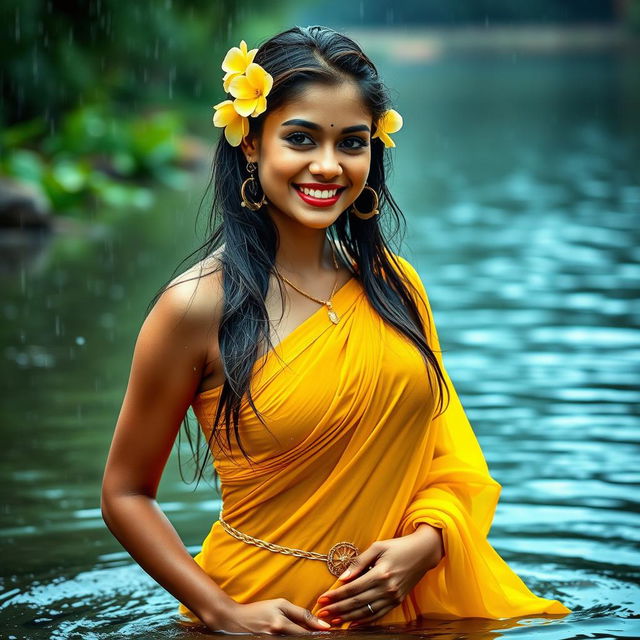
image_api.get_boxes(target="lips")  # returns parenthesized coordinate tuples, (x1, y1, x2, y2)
(293, 184, 347, 208)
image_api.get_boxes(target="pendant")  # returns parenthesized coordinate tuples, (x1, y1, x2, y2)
(326, 541, 359, 577)
(327, 302, 340, 325)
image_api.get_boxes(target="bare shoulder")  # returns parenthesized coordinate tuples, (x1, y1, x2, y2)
(151, 247, 225, 338)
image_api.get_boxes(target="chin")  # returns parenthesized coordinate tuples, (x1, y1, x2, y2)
(266, 201, 344, 230)
(293, 213, 339, 230)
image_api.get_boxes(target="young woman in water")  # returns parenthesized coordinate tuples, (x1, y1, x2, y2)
(101, 25, 570, 635)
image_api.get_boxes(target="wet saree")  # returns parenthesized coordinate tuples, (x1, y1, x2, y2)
(178, 254, 570, 626)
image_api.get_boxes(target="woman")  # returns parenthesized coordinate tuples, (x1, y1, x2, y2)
(101, 25, 571, 635)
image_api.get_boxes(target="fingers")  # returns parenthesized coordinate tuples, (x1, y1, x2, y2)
(276, 620, 314, 635)
(350, 602, 395, 627)
(319, 589, 387, 624)
(350, 598, 390, 622)
(317, 565, 382, 612)
(281, 601, 332, 632)
(338, 542, 383, 580)
(271, 611, 318, 635)
(319, 566, 378, 604)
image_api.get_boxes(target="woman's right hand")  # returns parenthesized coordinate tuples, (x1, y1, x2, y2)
(208, 598, 333, 635)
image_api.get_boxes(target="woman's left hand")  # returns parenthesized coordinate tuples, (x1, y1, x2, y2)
(315, 524, 444, 627)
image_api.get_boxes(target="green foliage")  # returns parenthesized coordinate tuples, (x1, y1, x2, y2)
(1, 0, 242, 125)
(0, 105, 189, 214)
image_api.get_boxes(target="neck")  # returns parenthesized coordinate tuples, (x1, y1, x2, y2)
(268, 209, 336, 276)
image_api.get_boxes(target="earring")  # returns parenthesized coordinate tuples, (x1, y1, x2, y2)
(240, 161, 268, 211)
(349, 184, 380, 220)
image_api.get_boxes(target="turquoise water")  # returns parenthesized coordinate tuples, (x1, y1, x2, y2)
(1, 52, 639, 638)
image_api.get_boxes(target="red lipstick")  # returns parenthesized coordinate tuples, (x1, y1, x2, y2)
(293, 183, 346, 208)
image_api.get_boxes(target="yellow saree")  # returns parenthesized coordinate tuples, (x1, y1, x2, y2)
(178, 254, 570, 626)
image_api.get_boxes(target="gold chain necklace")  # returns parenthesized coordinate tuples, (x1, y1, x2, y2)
(274, 240, 342, 325)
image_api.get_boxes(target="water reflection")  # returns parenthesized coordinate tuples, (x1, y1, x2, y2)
(1, 49, 639, 639)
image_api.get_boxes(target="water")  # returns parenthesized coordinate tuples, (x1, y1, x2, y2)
(2, 49, 639, 638)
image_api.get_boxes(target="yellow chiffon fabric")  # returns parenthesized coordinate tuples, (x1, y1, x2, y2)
(178, 254, 570, 626)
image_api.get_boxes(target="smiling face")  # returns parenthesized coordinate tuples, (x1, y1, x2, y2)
(241, 81, 373, 230)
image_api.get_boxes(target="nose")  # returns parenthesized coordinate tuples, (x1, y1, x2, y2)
(308, 144, 343, 180)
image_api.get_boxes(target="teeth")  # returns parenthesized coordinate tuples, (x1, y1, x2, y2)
(299, 187, 338, 199)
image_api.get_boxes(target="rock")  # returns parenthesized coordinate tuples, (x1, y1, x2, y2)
(0, 177, 52, 229)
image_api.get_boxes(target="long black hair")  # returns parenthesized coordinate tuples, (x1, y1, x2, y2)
(153, 25, 449, 489)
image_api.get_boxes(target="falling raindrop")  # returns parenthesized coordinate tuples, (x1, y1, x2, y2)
(169, 66, 176, 99)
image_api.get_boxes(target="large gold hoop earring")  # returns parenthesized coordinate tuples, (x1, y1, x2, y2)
(349, 184, 379, 220)
(240, 161, 268, 211)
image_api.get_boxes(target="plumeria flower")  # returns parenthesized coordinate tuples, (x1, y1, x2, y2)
(213, 99, 249, 147)
(228, 62, 274, 117)
(222, 39, 258, 92)
(372, 108, 403, 148)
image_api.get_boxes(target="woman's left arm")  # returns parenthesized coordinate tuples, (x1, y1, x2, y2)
(314, 523, 444, 627)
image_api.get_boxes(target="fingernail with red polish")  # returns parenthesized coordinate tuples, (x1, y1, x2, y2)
(317, 597, 330, 605)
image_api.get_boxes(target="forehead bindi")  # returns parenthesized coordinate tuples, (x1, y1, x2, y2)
(280, 117, 370, 135)
(277, 84, 371, 133)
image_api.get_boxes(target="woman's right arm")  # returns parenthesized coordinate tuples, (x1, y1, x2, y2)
(101, 268, 332, 634)
(101, 270, 237, 628)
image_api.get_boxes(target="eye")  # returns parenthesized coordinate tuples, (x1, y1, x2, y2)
(286, 132, 314, 145)
(284, 132, 369, 151)
(341, 136, 368, 150)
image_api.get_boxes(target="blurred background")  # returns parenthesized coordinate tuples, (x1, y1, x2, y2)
(1, 1, 639, 638)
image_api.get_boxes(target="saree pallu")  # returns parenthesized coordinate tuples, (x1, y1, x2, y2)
(178, 254, 570, 626)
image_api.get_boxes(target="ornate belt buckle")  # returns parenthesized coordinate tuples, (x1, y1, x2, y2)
(326, 541, 359, 577)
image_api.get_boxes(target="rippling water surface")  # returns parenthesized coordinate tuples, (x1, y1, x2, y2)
(1, 48, 639, 639)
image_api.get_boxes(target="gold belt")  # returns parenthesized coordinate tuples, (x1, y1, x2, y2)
(218, 517, 359, 577)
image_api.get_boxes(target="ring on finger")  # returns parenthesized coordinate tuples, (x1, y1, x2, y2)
(352, 600, 384, 622)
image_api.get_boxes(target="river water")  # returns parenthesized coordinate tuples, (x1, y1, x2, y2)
(1, 49, 639, 638)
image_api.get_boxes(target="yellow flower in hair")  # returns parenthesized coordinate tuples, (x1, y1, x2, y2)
(222, 39, 258, 92)
(372, 108, 403, 148)
(213, 99, 249, 147)
(228, 63, 274, 117)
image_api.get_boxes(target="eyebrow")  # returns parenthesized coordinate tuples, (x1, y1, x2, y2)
(281, 119, 370, 134)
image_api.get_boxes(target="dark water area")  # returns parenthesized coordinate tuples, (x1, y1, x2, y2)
(1, 50, 639, 639)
